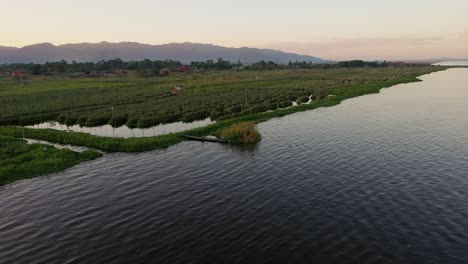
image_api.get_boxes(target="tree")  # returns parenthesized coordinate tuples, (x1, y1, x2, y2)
(55, 60, 67, 74)
(30, 64, 42, 75)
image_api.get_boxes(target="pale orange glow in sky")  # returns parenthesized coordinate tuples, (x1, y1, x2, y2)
(1, 0, 467, 60)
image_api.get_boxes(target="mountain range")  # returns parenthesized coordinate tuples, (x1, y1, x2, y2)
(0, 42, 325, 64)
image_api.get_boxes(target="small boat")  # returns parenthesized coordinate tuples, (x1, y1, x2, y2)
(180, 135, 229, 143)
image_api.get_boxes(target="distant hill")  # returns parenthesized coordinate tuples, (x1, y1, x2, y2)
(0, 42, 326, 64)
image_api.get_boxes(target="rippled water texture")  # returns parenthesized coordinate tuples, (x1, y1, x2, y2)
(1, 69, 468, 263)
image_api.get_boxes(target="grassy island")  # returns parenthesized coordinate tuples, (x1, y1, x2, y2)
(0, 136, 102, 186)
(216, 122, 262, 144)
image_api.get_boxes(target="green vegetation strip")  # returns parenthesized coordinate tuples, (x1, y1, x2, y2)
(0, 135, 102, 186)
(0, 70, 442, 152)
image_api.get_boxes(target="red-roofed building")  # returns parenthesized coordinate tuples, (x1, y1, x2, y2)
(90, 70, 106, 77)
(11, 70, 25, 78)
(112, 69, 128, 76)
(176, 65, 192, 73)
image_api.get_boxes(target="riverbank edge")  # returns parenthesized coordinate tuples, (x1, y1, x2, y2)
(0, 136, 103, 186)
(0, 67, 446, 153)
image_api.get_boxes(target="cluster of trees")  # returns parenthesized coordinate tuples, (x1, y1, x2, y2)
(0, 59, 183, 76)
(191, 58, 243, 70)
(0, 58, 246, 77)
(238, 60, 389, 70)
(246, 61, 279, 70)
(286, 60, 390, 69)
(1, 61, 70, 76)
(0, 58, 394, 77)
(133, 59, 182, 77)
(336, 60, 389, 68)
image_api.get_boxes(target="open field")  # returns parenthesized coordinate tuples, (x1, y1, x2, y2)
(0, 67, 444, 128)
(0, 135, 102, 185)
(0, 66, 445, 153)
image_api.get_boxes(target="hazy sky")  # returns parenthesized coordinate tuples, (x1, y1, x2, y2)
(1, 0, 467, 60)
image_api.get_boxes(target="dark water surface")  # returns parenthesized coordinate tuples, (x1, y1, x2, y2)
(1, 69, 468, 264)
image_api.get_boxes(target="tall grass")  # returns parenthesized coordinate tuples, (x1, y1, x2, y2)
(216, 122, 261, 144)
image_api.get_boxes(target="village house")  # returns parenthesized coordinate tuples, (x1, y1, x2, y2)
(11, 70, 25, 78)
(160, 68, 171, 76)
(171, 86, 183, 95)
(112, 69, 128, 76)
(176, 65, 192, 73)
(89, 70, 106, 77)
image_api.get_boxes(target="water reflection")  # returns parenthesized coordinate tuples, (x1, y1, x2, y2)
(224, 143, 259, 153)
(26, 118, 214, 138)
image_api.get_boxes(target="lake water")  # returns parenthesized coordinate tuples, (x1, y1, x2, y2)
(1, 69, 468, 263)
(27, 118, 214, 138)
(434, 61, 468, 66)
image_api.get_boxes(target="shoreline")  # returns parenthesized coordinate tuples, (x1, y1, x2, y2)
(0, 136, 102, 186)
